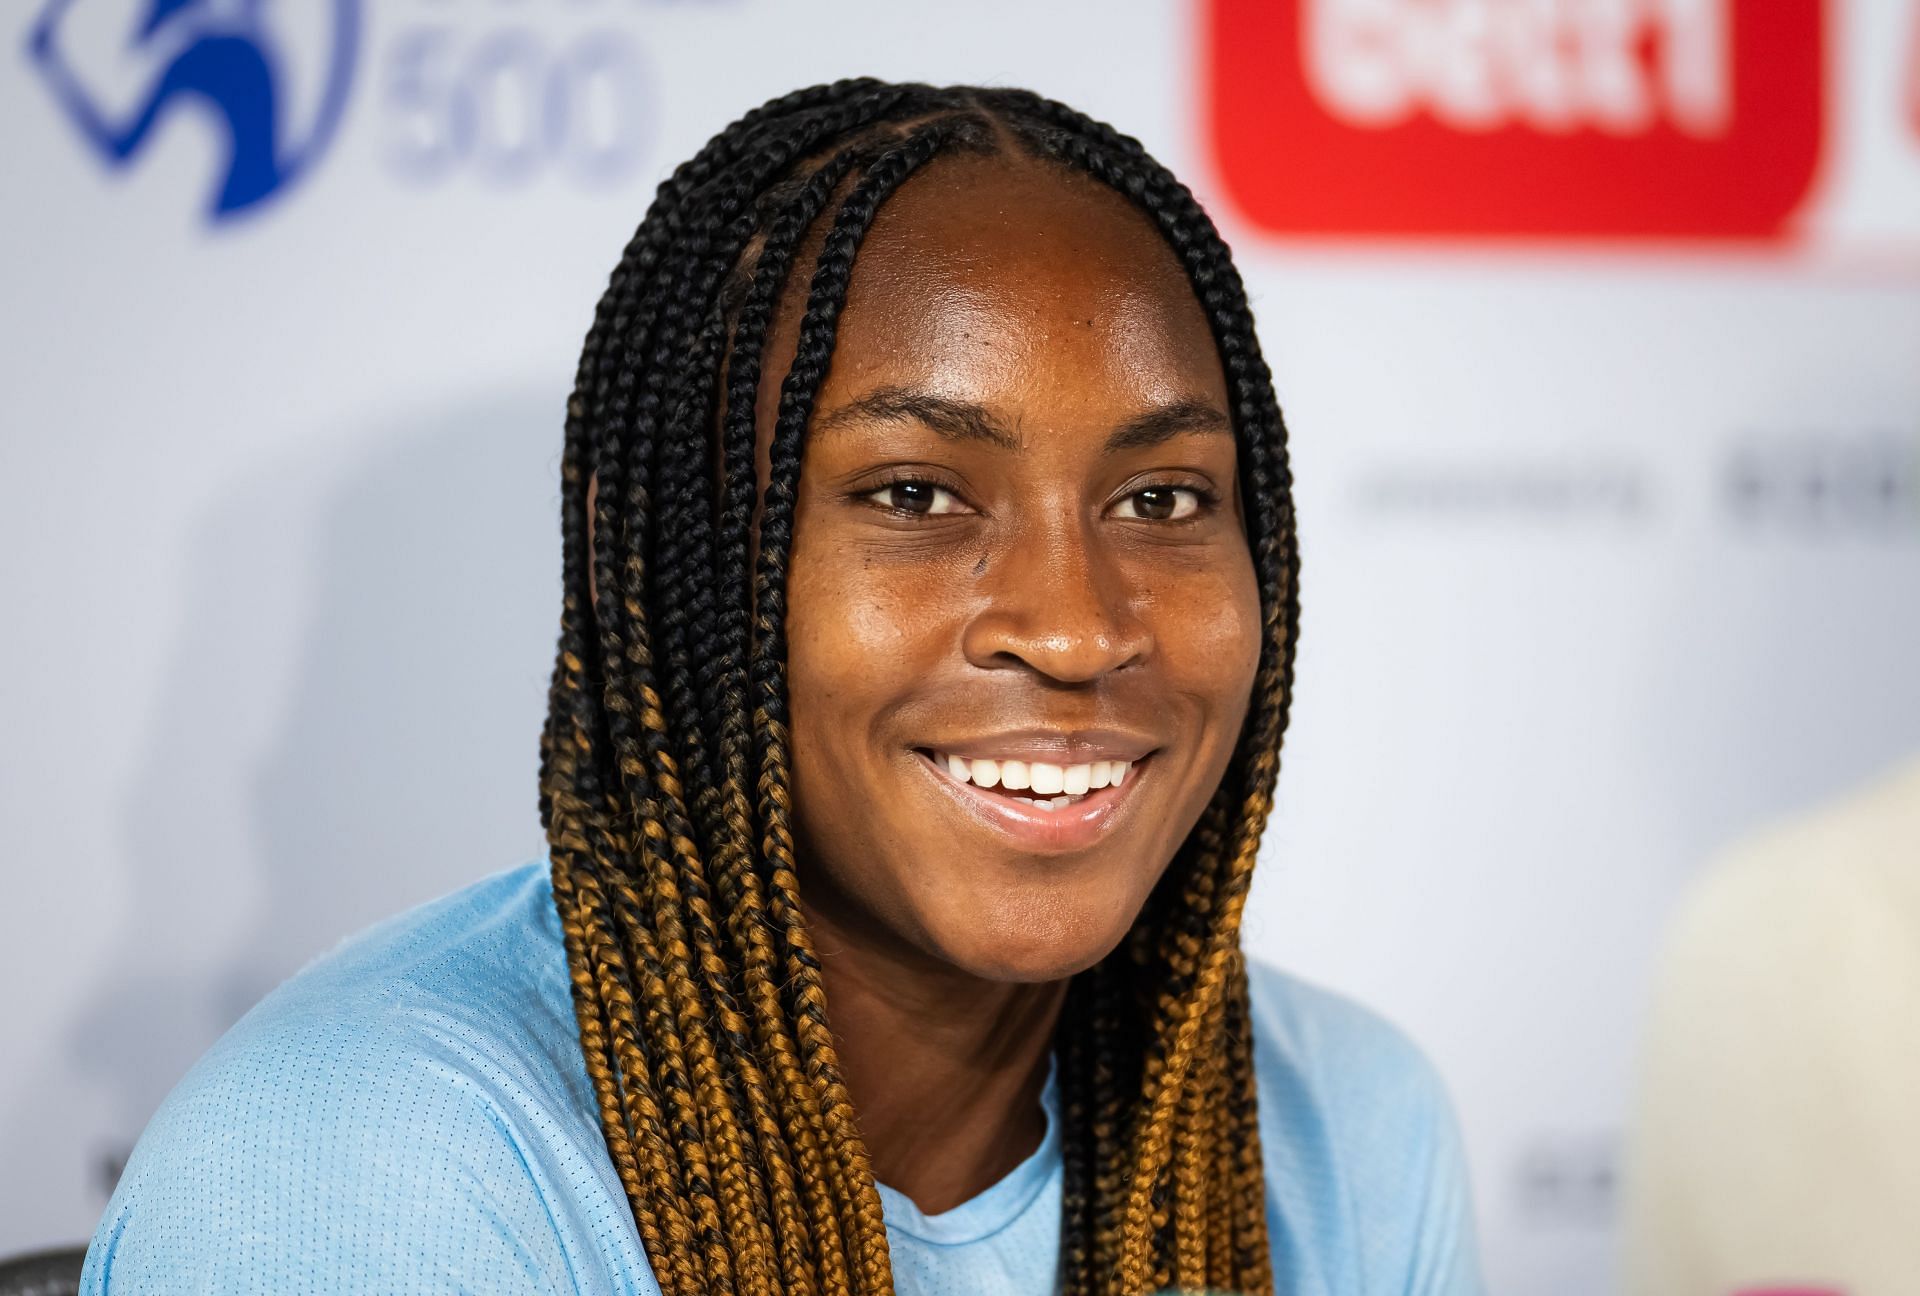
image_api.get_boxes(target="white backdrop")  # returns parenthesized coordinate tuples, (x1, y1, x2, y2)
(4, 3, 1918, 1293)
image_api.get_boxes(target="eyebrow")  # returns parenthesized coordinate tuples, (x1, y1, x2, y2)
(812, 387, 1231, 453)
(1104, 399, 1232, 451)
(814, 388, 1021, 450)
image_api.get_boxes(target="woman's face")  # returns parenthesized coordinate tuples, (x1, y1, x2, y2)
(767, 153, 1262, 984)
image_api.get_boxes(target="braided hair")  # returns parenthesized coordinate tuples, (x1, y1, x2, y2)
(539, 80, 1300, 1296)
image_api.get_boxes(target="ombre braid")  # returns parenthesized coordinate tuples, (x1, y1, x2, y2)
(540, 79, 1301, 1296)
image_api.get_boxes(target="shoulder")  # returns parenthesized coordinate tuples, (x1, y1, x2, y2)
(1243, 959, 1485, 1296)
(1243, 957, 1448, 1106)
(82, 861, 655, 1296)
(142, 860, 590, 1148)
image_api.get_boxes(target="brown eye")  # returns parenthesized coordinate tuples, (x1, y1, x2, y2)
(1116, 486, 1201, 521)
(868, 480, 964, 515)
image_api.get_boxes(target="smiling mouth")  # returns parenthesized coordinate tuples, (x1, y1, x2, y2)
(910, 747, 1152, 851)
(922, 750, 1134, 810)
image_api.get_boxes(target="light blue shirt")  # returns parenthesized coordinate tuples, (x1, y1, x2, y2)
(82, 861, 1483, 1294)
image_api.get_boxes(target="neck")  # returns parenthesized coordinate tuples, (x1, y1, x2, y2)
(804, 903, 1066, 1215)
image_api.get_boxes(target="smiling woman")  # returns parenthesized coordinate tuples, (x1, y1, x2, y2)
(80, 81, 1482, 1296)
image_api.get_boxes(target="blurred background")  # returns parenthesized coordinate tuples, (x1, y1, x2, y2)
(3, 1, 1917, 1292)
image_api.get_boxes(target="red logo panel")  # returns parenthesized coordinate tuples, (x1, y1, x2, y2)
(1206, 0, 1825, 241)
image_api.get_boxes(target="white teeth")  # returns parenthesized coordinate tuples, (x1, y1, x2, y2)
(932, 751, 1139, 796)
(1050, 796, 1071, 808)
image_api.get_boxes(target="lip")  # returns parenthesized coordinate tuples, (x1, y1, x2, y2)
(916, 728, 1159, 764)
(911, 747, 1152, 854)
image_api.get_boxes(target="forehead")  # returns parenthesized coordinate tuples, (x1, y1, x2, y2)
(818, 152, 1226, 414)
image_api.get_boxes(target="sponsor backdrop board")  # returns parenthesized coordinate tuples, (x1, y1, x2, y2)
(4, 2, 1918, 1292)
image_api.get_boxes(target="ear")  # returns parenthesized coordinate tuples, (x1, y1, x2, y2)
(585, 470, 600, 609)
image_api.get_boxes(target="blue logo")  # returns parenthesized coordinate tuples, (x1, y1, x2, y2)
(28, 0, 361, 221)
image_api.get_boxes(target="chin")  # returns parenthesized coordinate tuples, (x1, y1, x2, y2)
(931, 889, 1138, 984)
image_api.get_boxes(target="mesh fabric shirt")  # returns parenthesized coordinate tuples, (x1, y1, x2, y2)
(81, 861, 1483, 1295)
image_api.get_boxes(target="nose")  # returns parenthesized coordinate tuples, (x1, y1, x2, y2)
(960, 514, 1152, 684)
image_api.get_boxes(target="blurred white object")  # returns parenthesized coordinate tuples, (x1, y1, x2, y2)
(1622, 754, 1920, 1296)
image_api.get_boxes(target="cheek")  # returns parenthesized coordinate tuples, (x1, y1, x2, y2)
(1150, 552, 1264, 729)
(787, 553, 921, 724)
(783, 515, 958, 856)
(787, 558, 858, 767)
(785, 538, 880, 886)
